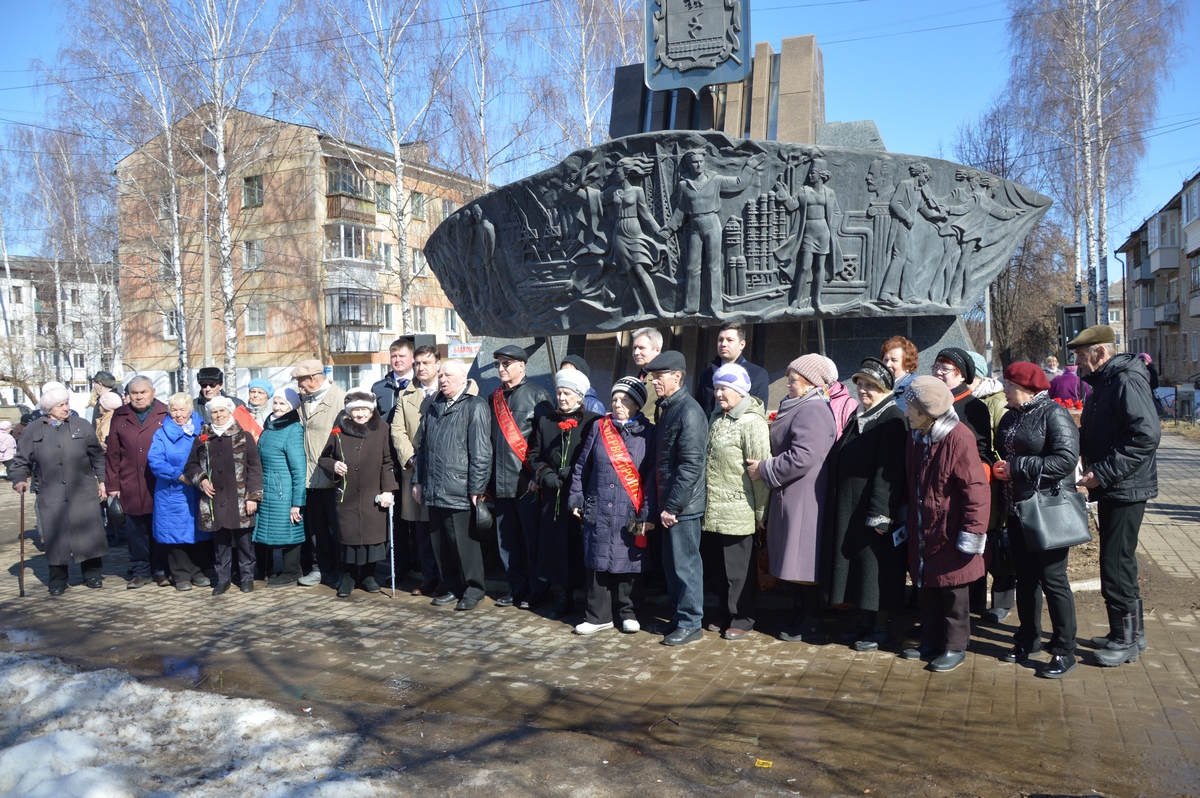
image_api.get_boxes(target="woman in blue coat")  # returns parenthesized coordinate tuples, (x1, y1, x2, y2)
(147, 394, 211, 591)
(252, 387, 307, 587)
(568, 377, 656, 635)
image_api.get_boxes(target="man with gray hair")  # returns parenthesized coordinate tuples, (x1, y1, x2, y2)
(292, 359, 345, 587)
(631, 328, 663, 424)
(1069, 325, 1160, 667)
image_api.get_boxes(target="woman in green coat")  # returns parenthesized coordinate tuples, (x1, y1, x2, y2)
(701, 364, 771, 640)
(253, 387, 307, 587)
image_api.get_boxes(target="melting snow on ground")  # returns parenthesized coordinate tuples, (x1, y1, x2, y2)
(0, 652, 384, 797)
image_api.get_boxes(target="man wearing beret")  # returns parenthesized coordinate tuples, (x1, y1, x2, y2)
(196, 367, 245, 423)
(292, 359, 346, 588)
(1068, 325, 1160, 667)
(646, 349, 709, 645)
(489, 344, 551, 609)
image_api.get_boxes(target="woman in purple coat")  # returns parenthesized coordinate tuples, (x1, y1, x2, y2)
(569, 377, 656, 635)
(748, 354, 837, 644)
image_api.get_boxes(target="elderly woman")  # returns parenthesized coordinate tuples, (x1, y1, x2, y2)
(9, 385, 108, 594)
(823, 357, 908, 650)
(530, 368, 601, 619)
(569, 377, 656, 635)
(319, 388, 397, 597)
(245, 379, 274, 428)
(0, 420, 15, 478)
(900, 377, 991, 673)
(747, 354, 837, 643)
(147, 393, 211, 591)
(820, 357, 859, 438)
(701, 364, 770, 640)
(993, 363, 1080, 678)
(94, 390, 124, 450)
(253, 387, 308, 588)
(184, 395, 263, 596)
(880, 335, 919, 413)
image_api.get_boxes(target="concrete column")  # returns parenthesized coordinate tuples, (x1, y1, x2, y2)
(746, 42, 774, 140)
(776, 35, 825, 144)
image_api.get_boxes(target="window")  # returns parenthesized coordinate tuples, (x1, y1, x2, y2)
(325, 224, 380, 262)
(382, 303, 395, 332)
(11, 286, 21, 304)
(1193, 331, 1199, 363)
(201, 128, 219, 151)
(158, 192, 170, 220)
(244, 239, 262, 271)
(1149, 212, 1179, 251)
(411, 191, 426, 220)
(163, 309, 180, 340)
(1190, 253, 1200, 294)
(72, 322, 83, 339)
(245, 304, 267, 336)
(101, 293, 110, 313)
(411, 247, 427, 277)
(161, 249, 173, 280)
(326, 158, 370, 199)
(248, 367, 265, 382)
(325, 288, 380, 327)
(376, 183, 392, 213)
(445, 308, 459, 334)
(10, 320, 23, 337)
(101, 322, 111, 349)
(413, 305, 428, 333)
(243, 175, 264, 209)
(1109, 309, 1122, 323)
(441, 198, 457, 220)
(379, 243, 393, 272)
(70, 288, 81, 305)
(1184, 183, 1200, 225)
(1168, 277, 1179, 303)
(71, 352, 85, 369)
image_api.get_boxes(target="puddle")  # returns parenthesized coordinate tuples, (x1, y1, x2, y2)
(1, 629, 41, 646)
(163, 657, 202, 683)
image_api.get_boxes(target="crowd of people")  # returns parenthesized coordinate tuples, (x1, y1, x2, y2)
(6, 322, 1160, 678)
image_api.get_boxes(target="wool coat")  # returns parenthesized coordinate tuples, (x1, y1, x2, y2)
(253, 410, 308, 547)
(8, 416, 109, 565)
(183, 422, 264, 532)
(759, 391, 836, 583)
(300, 382, 346, 490)
(146, 412, 209, 546)
(702, 395, 771, 537)
(104, 400, 168, 516)
(822, 396, 908, 610)
(905, 418, 990, 588)
(569, 414, 656, 574)
(318, 413, 398, 547)
(529, 402, 599, 586)
(389, 380, 433, 523)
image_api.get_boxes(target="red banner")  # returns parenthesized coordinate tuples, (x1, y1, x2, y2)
(599, 417, 643, 515)
(492, 387, 531, 470)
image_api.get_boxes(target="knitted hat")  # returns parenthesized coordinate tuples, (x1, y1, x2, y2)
(0, 420, 10, 431)
(1137, 352, 1152, 364)
(38, 386, 70, 412)
(787, 354, 829, 387)
(1004, 362, 1051, 393)
(247, 378, 274, 396)
(555, 368, 591, 399)
(611, 376, 648, 409)
(819, 356, 840, 385)
(559, 354, 591, 379)
(968, 351, 989, 380)
(904, 375, 953, 417)
(712, 363, 752, 397)
(99, 391, 124, 412)
(344, 388, 377, 413)
(272, 386, 301, 412)
(852, 357, 894, 391)
(91, 371, 117, 388)
(935, 347, 976, 383)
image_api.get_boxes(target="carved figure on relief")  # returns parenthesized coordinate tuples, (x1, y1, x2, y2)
(772, 154, 843, 312)
(877, 162, 939, 307)
(937, 170, 1023, 306)
(602, 156, 669, 317)
(663, 148, 765, 316)
(562, 161, 609, 260)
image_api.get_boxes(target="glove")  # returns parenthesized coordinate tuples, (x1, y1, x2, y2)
(540, 471, 562, 490)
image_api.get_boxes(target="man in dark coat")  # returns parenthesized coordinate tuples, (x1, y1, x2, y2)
(10, 386, 109, 594)
(489, 344, 551, 609)
(694, 323, 770, 415)
(1071, 325, 1160, 666)
(105, 375, 169, 588)
(647, 350, 709, 646)
(196, 367, 245, 423)
(413, 359, 493, 611)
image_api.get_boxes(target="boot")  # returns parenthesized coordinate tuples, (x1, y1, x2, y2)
(1136, 597, 1147, 653)
(1090, 606, 1122, 648)
(1094, 614, 1139, 667)
(547, 587, 574, 620)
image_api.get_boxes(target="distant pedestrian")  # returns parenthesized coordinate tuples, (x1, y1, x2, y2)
(1048, 365, 1089, 403)
(1042, 355, 1063, 380)
(94, 391, 123, 449)
(147, 394, 211, 591)
(0, 420, 16, 478)
(252, 387, 307, 588)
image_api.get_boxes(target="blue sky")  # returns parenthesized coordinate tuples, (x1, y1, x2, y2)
(0, 0, 1195, 283)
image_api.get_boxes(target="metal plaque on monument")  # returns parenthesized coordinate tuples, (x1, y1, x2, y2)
(645, 0, 751, 95)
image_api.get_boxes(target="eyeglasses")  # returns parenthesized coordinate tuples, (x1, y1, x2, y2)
(931, 362, 957, 374)
(495, 360, 517, 370)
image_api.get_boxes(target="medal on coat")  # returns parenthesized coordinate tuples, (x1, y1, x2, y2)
(598, 417, 643, 515)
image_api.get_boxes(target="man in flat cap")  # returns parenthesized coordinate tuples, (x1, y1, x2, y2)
(196, 367, 245, 423)
(489, 344, 551, 609)
(1068, 324, 1160, 667)
(292, 359, 345, 588)
(645, 350, 709, 646)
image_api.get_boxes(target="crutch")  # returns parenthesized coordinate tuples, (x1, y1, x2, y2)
(388, 501, 396, 599)
(18, 491, 26, 597)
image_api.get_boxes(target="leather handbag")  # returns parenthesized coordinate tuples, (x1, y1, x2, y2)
(105, 493, 126, 527)
(1014, 464, 1090, 552)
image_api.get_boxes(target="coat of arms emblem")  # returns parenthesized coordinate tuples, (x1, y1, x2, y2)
(645, 0, 751, 94)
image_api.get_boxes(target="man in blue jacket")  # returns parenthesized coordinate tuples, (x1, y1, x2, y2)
(695, 323, 770, 415)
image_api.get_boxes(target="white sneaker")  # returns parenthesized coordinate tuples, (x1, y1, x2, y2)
(574, 621, 614, 635)
(621, 619, 641, 634)
(297, 568, 322, 587)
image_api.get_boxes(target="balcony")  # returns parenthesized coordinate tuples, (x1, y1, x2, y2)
(1149, 245, 1179, 273)
(1133, 307, 1156, 330)
(325, 286, 382, 354)
(327, 327, 381, 354)
(1133, 258, 1152, 282)
(1154, 301, 1180, 325)
(327, 195, 378, 225)
(1191, 295, 1200, 318)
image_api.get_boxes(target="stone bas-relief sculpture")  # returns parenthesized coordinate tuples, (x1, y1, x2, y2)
(424, 131, 1051, 337)
(645, 0, 751, 94)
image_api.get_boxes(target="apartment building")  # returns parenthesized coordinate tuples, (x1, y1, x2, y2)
(117, 109, 482, 395)
(1119, 168, 1200, 386)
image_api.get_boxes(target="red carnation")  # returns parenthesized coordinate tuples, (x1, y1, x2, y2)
(198, 434, 209, 442)
(768, 412, 777, 422)
(331, 427, 342, 435)
(558, 419, 578, 431)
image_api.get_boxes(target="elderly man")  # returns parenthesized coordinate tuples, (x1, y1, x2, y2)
(489, 344, 551, 609)
(631, 327, 663, 423)
(292, 359, 346, 588)
(413, 359, 493, 611)
(196, 367, 245, 423)
(1069, 325, 1160, 667)
(105, 376, 169, 588)
(694, 323, 770, 415)
(646, 350, 709, 645)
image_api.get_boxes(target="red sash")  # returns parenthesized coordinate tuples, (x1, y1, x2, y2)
(492, 387, 531, 469)
(599, 417, 643, 514)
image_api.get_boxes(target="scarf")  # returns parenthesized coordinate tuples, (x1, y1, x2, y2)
(914, 407, 960, 445)
(854, 392, 896, 434)
(181, 418, 196, 436)
(211, 419, 236, 437)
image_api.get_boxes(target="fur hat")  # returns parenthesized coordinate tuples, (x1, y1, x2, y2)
(611, 376, 648, 409)
(555, 368, 591, 399)
(38, 386, 71, 412)
(904, 375, 953, 418)
(712, 363, 752, 397)
(787, 354, 830, 387)
(344, 389, 377, 413)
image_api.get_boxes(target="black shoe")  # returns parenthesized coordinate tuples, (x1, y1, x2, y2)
(336, 574, 355, 598)
(494, 591, 516, 608)
(930, 650, 966, 672)
(852, 629, 894, 652)
(267, 575, 298, 588)
(663, 627, 703, 646)
(1089, 633, 1118, 648)
(85, 577, 103, 589)
(547, 592, 575, 620)
(240, 580, 255, 594)
(901, 645, 937, 661)
(1002, 642, 1041, 663)
(48, 584, 66, 596)
(127, 576, 151, 589)
(212, 582, 231, 596)
(983, 607, 1010, 622)
(321, 573, 341, 588)
(412, 579, 440, 597)
(523, 590, 549, 610)
(154, 572, 172, 587)
(455, 596, 481, 611)
(362, 576, 381, 593)
(779, 617, 826, 644)
(1095, 615, 1140, 667)
(431, 592, 458, 607)
(1040, 652, 1077, 679)
(192, 574, 211, 588)
(840, 617, 873, 643)
(175, 582, 193, 592)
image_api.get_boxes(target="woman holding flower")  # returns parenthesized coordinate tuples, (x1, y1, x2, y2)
(529, 368, 600, 619)
(318, 389, 397, 598)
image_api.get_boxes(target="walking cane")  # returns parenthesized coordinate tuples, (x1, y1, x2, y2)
(18, 490, 26, 597)
(387, 501, 395, 599)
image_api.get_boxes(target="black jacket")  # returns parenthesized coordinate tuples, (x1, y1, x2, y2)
(1080, 353, 1160, 502)
(996, 394, 1080, 511)
(654, 387, 708, 518)
(695, 355, 770, 416)
(951, 384, 995, 465)
(489, 379, 550, 498)
(529, 404, 600, 491)
(414, 391, 493, 511)
(371, 372, 413, 424)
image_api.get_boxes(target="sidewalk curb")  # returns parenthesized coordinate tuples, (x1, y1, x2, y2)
(1070, 578, 1101, 592)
